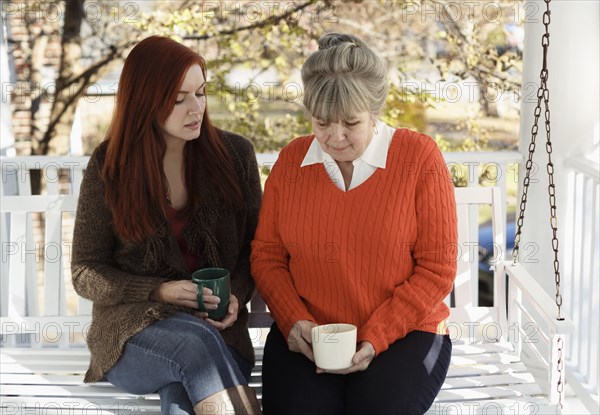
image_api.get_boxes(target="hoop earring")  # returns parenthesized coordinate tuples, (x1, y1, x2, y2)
(373, 123, 379, 135)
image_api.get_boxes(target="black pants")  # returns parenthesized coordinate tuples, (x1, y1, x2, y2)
(262, 323, 451, 415)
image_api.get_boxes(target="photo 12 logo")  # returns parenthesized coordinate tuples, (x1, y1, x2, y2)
(196, 1, 338, 24)
(396, 1, 541, 24)
(2, 1, 141, 24)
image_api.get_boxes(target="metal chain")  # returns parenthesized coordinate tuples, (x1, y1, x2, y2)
(557, 336, 565, 408)
(511, 0, 565, 407)
(512, 0, 562, 319)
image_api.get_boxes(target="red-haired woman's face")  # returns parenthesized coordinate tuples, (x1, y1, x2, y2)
(161, 64, 206, 145)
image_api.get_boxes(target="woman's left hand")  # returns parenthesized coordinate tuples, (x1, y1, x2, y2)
(203, 294, 240, 331)
(316, 341, 376, 375)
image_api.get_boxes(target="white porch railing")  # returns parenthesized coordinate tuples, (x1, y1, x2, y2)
(563, 155, 600, 412)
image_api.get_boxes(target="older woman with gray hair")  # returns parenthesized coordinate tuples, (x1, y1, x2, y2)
(251, 33, 458, 414)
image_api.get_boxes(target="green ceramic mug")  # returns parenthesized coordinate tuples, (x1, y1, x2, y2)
(191, 268, 230, 320)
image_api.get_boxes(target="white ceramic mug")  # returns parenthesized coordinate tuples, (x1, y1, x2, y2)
(311, 323, 357, 370)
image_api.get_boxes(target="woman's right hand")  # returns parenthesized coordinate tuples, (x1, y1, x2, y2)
(287, 320, 318, 362)
(149, 280, 219, 314)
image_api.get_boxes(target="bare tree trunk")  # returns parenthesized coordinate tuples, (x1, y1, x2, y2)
(27, 16, 50, 156)
(36, 0, 84, 156)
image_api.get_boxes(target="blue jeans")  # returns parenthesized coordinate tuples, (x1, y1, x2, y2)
(105, 313, 253, 414)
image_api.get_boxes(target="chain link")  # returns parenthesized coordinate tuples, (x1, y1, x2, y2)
(511, 0, 565, 407)
(557, 336, 564, 408)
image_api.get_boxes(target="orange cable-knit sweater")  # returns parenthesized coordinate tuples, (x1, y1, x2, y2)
(251, 128, 458, 355)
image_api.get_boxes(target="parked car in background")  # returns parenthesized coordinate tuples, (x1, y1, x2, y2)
(478, 220, 516, 306)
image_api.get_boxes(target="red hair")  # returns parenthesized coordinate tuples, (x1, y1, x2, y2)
(102, 36, 242, 242)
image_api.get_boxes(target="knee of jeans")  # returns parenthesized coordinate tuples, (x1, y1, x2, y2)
(176, 333, 244, 397)
(177, 323, 228, 361)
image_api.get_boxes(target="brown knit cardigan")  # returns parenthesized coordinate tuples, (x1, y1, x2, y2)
(72, 130, 262, 383)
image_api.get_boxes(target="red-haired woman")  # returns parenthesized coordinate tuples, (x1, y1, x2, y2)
(72, 36, 262, 414)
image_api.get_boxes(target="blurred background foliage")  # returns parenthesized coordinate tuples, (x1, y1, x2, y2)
(7, 0, 524, 156)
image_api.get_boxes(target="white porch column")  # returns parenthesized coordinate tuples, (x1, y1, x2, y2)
(519, 1, 599, 298)
(1, 15, 15, 157)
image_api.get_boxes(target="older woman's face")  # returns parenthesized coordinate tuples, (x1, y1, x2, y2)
(312, 112, 374, 163)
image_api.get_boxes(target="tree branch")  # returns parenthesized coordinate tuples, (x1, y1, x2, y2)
(183, 0, 322, 40)
(36, 40, 135, 152)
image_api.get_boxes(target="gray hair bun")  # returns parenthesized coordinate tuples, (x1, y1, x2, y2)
(318, 33, 369, 50)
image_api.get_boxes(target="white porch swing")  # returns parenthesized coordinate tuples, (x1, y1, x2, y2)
(0, 0, 575, 413)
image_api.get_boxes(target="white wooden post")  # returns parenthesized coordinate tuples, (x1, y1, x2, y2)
(1, 17, 15, 158)
(507, 266, 523, 357)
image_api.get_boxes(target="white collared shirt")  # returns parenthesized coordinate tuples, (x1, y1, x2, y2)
(300, 120, 396, 191)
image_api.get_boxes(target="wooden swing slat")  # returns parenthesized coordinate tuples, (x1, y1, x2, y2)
(447, 362, 530, 377)
(441, 372, 537, 389)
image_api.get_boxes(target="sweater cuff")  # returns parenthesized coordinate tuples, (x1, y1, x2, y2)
(358, 324, 405, 356)
(279, 312, 316, 341)
(124, 277, 165, 302)
(358, 334, 388, 356)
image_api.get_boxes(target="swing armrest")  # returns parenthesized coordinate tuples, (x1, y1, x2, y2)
(503, 261, 573, 335)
